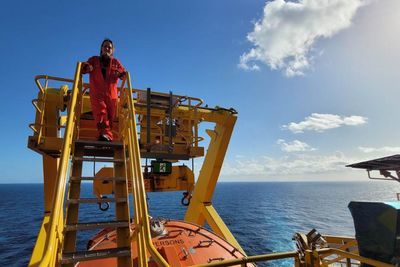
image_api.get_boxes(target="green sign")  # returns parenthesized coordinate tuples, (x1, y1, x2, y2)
(151, 161, 172, 175)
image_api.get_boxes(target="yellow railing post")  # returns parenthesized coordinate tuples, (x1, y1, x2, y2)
(119, 78, 148, 266)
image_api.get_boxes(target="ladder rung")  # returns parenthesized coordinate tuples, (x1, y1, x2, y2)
(75, 139, 123, 148)
(73, 157, 124, 163)
(70, 176, 126, 182)
(83, 148, 115, 157)
(61, 247, 131, 264)
(67, 198, 127, 204)
(65, 221, 129, 231)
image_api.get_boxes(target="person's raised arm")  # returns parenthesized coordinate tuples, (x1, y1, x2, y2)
(81, 57, 95, 74)
(114, 59, 126, 80)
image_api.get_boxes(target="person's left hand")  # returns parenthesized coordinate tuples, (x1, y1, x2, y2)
(81, 63, 93, 74)
(117, 71, 127, 80)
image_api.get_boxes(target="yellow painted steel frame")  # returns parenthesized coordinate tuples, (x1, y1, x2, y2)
(183, 111, 245, 253)
(119, 73, 169, 267)
(29, 63, 83, 267)
(27, 64, 394, 267)
(30, 88, 66, 212)
(318, 235, 395, 267)
(317, 248, 394, 267)
(320, 235, 359, 266)
(295, 234, 395, 267)
(93, 165, 195, 194)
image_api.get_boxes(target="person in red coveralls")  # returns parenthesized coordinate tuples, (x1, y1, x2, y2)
(82, 39, 126, 142)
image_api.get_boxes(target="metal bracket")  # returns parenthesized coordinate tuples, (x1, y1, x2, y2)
(367, 169, 400, 182)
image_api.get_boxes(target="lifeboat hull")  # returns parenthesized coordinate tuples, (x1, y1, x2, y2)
(78, 219, 252, 266)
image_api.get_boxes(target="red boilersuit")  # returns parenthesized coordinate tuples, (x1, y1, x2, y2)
(86, 56, 125, 140)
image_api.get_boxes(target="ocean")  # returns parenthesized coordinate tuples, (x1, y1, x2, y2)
(0, 181, 398, 266)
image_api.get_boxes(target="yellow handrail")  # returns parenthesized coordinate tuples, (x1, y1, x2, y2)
(35, 75, 90, 90)
(36, 63, 83, 267)
(32, 99, 43, 114)
(121, 72, 169, 266)
(119, 75, 147, 265)
(192, 251, 298, 267)
(318, 248, 395, 267)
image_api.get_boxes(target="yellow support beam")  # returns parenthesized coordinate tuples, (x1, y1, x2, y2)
(185, 114, 236, 219)
(42, 155, 59, 213)
(184, 111, 244, 253)
(203, 204, 244, 254)
(28, 215, 51, 266)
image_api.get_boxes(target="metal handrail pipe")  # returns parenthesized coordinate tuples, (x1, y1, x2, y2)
(122, 80, 147, 266)
(120, 77, 150, 266)
(192, 251, 298, 267)
(32, 99, 43, 113)
(35, 75, 204, 109)
(29, 124, 39, 134)
(35, 75, 89, 88)
(127, 127, 147, 266)
(38, 62, 82, 267)
(30, 123, 66, 130)
(126, 73, 169, 267)
(35, 76, 46, 94)
(35, 75, 201, 102)
(318, 248, 394, 267)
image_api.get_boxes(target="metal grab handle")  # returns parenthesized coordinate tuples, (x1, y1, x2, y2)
(32, 99, 43, 113)
(30, 123, 66, 130)
(29, 124, 38, 134)
(367, 169, 400, 182)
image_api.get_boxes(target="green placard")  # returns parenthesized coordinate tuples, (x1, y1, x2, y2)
(151, 161, 172, 175)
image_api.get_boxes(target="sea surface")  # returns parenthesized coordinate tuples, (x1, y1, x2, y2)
(0, 181, 398, 266)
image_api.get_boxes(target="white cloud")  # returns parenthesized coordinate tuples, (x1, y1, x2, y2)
(283, 113, 367, 133)
(359, 146, 400, 153)
(277, 139, 316, 152)
(239, 0, 367, 76)
(221, 152, 353, 178)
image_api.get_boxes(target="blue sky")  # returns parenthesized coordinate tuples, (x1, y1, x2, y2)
(1, 0, 399, 183)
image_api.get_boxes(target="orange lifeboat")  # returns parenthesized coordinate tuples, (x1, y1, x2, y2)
(78, 219, 253, 267)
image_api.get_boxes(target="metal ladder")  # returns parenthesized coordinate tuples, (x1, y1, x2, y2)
(61, 139, 132, 266)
